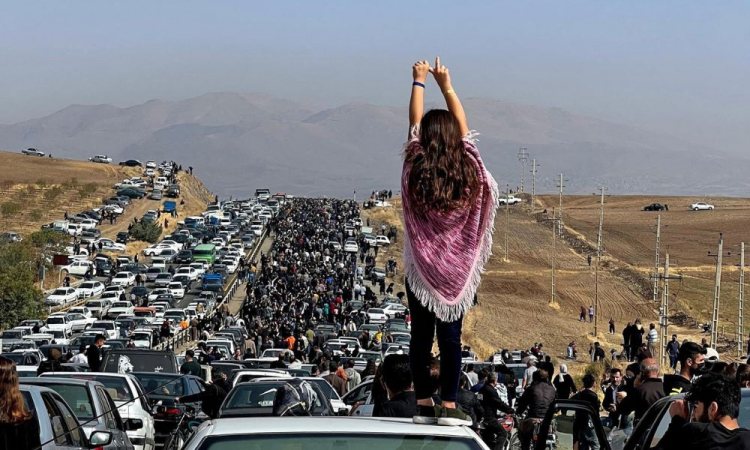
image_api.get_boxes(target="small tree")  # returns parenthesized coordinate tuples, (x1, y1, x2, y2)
(29, 209, 44, 221)
(0, 242, 44, 329)
(130, 221, 163, 243)
(44, 186, 63, 201)
(0, 202, 21, 218)
(36, 179, 48, 189)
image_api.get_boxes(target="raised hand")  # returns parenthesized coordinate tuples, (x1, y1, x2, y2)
(429, 56, 452, 92)
(412, 60, 431, 83)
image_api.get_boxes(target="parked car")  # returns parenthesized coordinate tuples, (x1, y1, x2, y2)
(45, 287, 79, 306)
(643, 203, 666, 211)
(691, 202, 715, 211)
(76, 280, 105, 299)
(150, 190, 163, 200)
(89, 155, 113, 164)
(119, 159, 143, 167)
(95, 238, 127, 252)
(111, 271, 136, 287)
(21, 148, 45, 156)
(21, 378, 138, 449)
(117, 188, 146, 199)
(116, 231, 130, 244)
(19, 384, 117, 449)
(39, 372, 156, 450)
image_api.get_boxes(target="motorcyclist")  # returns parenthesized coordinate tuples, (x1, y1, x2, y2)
(478, 372, 515, 450)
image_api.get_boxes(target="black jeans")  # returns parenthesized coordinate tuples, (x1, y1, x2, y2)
(407, 279, 463, 402)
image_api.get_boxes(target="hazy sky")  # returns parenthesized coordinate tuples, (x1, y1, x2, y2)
(1, 1, 748, 153)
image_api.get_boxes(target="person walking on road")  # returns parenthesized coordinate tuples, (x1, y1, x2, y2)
(403, 58, 499, 426)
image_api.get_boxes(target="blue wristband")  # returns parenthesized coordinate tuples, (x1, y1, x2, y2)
(413, 81, 425, 88)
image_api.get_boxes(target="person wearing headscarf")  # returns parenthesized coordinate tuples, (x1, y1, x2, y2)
(553, 364, 577, 400)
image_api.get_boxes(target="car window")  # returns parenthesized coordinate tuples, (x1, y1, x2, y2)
(53, 394, 86, 447)
(188, 378, 203, 394)
(43, 383, 95, 421)
(41, 392, 70, 446)
(96, 387, 118, 429)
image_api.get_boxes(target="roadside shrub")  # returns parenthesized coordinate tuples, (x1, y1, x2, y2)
(44, 185, 63, 201)
(0, 202, 21, 218)
(35, 179, 48, 189)
(130, 221, 163, 243)
(77, 183, 99, 199)
(1, 180, 15, 190)
(29, 209, 44, 221)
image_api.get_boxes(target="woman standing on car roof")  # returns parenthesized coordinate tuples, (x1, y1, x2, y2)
(403, 58, 499, 426)
(0, 356, 42, 449)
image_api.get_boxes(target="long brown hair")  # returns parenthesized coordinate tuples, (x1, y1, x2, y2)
(0, 357, 32, 423)
(405, 109, 480, 214)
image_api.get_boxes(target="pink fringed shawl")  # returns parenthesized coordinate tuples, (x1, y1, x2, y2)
(402, 128, 499, 322)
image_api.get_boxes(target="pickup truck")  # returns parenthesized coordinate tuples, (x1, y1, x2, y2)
(498, 195, 523, 205)
(202, 273, 224, 294)
(163, 200, 176, 213)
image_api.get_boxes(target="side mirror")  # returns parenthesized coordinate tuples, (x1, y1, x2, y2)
(125, 418, 143, 431)
(89, 431, 113, 447)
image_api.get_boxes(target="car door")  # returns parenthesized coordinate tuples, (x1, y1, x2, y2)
(96, 386, 133, 449)
(535, 400, 611, 450)
(43, 391, 88, 449)
(619, 396, 673, 450)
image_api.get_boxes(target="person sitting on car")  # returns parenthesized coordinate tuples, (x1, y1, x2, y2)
(656, 372, 750, 450)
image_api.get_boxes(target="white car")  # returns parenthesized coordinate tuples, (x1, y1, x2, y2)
(148, 288, 170, 302)
(498, 195, 523, 205)
(84, 299, 112, 319)
(68, 306, 94, 319)
(103, 204, 124, 215)
(45, 287, 79, 306)
(42, 314, 73, 334)
(65, 313, 94, 332)
(89, 321, 118, 339)
(75, 218, 99, 230)
(221, 258, 238, 274)
(21, 148, 45, 157)
(146, 160, 157, 169)
(188, 263, 206, 278)
(382, 303, 408, 318)
(144, 243, 177, 256)
(111, 271, 136, 287)
(329, 241, 342, 251)
(144, 168, 155, 177)
(107, 302, 134, 319)
(366, 308, 387, 325)
(250, 224, 263, 236)
(61, 260, 94, 277)
(175, 267, 201, 281)
(76, 280, 105, 299)
(691, 202, 715, 211)
(89, 155, 112, 164)
(94, 238, 126, 252)
(344, 240, 359, 253)
(167, 282, 185, 299)
(375, 235, 391, 246)
(131, 329, 153, 349)
(362, 234, 377, 246)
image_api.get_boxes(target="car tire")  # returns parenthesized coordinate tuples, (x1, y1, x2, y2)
(694, 208, 698, 211)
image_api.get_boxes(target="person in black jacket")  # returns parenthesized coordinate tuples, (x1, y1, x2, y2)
(617, 358, 665, 424)
(516, 370, 556, 450)
(176, 368, 228, 418)
(656, 373, 750, 450)
(456, 376, 483, 430)
(571, 375, 601, 450)
(602, 368, 627, 428)
(478, 372, 514, 450)
(553, 364, 577, 400)
(0, 357, 42, 450)
(86, 335, 106, 372)
(375, 354, 416, 418)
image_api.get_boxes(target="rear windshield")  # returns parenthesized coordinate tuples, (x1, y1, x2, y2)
(197, 434, 479, 450)
(47, 317, 65, 324)
(102, 352, 175, 374)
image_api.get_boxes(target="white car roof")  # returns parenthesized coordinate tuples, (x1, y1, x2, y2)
(200, 417, 477, 438)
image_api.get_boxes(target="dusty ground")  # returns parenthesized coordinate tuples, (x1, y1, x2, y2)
(363, 194, 725, 377)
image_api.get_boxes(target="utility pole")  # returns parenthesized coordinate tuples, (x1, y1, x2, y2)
(652, 215, 661, 303)
(530, 159, 538, 214)
(650, 253, 682, 367)
(710, 233, 725, 348)
(739, 242, 745, 358)
(594, 187, 605, 337)
(557, 174, 565, 236)
(504, 184, 510, 262)
(544, 208, 561, 306)
(518, 148, 528, 193)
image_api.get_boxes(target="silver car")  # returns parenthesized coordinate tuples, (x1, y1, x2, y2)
(22, 378, 137, 449)
(19, 384, 115, 449)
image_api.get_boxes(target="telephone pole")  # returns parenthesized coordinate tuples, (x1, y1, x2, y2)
(710, 233, 725, 348)
(652, 215, 662, 303)
(530, 159, 538, 214)
(518, 148, 528, 193)
(544, 208, 561, 306)
(651, 253, 682, 367)
(593, 188, 606, 336)
(504, 184, 510, 262)
(557, 174, 565, 236)
(739, 242, 745, 358)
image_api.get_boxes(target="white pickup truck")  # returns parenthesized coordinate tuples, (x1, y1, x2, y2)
(498, 195, 523, 206)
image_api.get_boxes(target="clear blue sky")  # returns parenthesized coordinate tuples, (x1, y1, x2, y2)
(1, 1, 748, 152)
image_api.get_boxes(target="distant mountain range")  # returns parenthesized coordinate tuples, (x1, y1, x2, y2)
(2, 92, 748, 198)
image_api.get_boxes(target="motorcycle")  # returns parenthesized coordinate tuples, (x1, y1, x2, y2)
(480, 414, 521, 450)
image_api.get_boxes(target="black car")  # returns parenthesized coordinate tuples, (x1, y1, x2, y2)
(643, 203, 666, 211)
(93, 259, 113, 276)
(117, 188, 146, 199)
(166, 185, 180, 198)
(121, 262, 149, 274)
(131, 286, 149, 300)
(154, 294, 176, 307)
(171, 275, 192, 289)
(119, 159, 143, 167)
(131, 372, 207, 446)
(81, 210, 103, 221)
(116, 231, 129, 244)
(174, 250, 193, 264)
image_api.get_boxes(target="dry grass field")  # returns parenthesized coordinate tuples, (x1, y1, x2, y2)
(363, 194, 741, 376)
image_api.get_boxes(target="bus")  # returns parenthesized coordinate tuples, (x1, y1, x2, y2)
(193, 244, 217, 265)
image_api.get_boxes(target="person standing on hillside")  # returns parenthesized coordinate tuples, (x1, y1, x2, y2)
(647, 323, 659, 356)
(403, 58, 499, 426)
(579, 306, 587, 322)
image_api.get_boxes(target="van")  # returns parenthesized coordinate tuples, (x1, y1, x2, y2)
(53, 219, 69, 233)
(151, 257, 167, 269)
(154, 177, 168, 190)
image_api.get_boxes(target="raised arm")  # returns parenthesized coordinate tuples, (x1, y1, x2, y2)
(431, 57, 469, 135)
(409, 60, 430, 136)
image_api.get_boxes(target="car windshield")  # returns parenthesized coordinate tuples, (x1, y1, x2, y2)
(132, 373, 184, 396)
(66, 375, 134, 403)
(199, 434, 479, 450)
